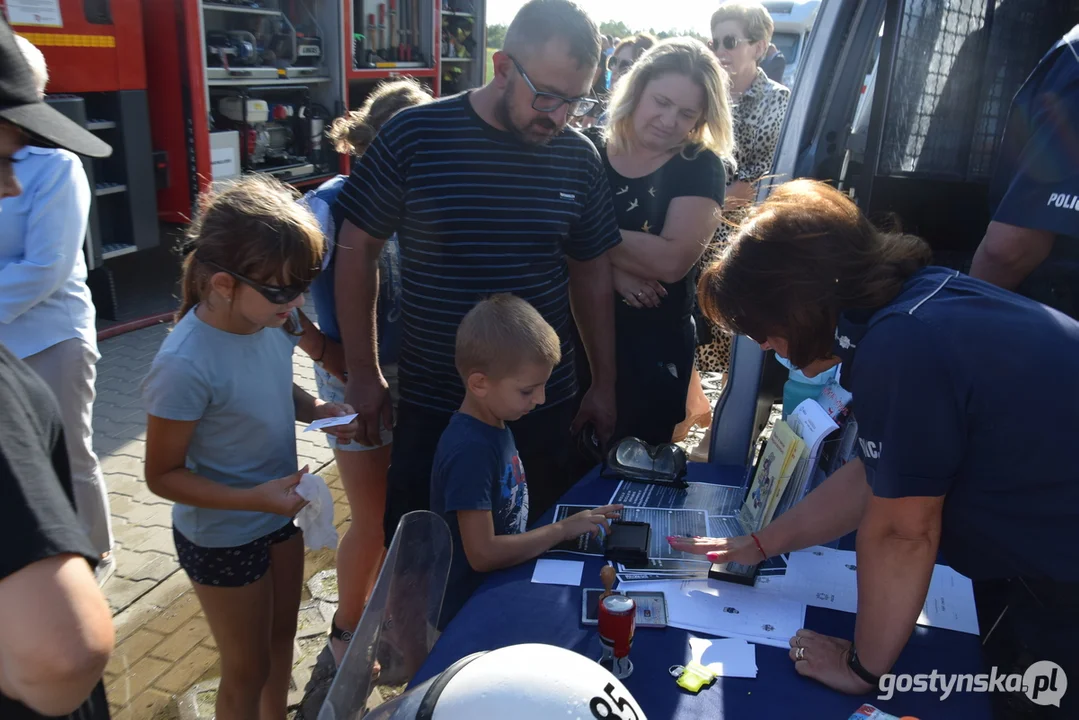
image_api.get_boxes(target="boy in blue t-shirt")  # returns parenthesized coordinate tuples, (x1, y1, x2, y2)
(431, 294, 621, 626)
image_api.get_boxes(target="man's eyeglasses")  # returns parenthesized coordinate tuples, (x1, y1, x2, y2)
(201, 259, 309, 305)
(715, 35, 752, 51)
(507, 55, 598, 117)
(608, 56, 634, 72)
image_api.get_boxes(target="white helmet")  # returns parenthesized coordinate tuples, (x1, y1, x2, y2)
(365, 644, 647, 720)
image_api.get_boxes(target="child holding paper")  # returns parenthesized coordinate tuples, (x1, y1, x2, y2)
(142, 176, 358, 720)
(431, 295, 622, 627)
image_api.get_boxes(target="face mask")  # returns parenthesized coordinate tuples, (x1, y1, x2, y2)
(774, 353, 839, 385)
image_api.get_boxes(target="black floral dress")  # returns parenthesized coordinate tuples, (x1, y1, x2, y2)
(587, 131, 726, 445)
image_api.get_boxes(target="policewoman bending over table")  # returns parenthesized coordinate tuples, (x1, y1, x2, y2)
(671, 180, 1079, 718)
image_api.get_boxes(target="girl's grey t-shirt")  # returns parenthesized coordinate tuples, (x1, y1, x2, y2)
(141, 309, 300, 547)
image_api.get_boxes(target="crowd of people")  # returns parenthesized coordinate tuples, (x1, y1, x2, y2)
(1, 0, 1077, 718)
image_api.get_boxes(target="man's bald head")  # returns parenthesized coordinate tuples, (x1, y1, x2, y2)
(504, 0, 601, 70)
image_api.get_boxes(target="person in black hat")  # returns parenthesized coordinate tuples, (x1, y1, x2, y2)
(1, 33, 118, 588)
(0, 18, 114, 720)
(0, 22, 109, 157)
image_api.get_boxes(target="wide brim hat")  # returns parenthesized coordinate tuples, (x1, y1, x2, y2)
(0, 18, 111, 157)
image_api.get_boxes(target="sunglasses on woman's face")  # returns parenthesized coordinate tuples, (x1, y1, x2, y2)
(608, 55, 634, 72)
(202, 260, 308, 305)
(715, 34, 751, 51)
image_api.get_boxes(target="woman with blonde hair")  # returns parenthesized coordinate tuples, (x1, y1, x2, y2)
(582, 37, 732, 445)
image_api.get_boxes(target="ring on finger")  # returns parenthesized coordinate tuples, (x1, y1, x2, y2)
(795, 647, 805, 661)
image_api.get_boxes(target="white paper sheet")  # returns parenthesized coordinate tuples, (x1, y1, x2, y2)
(782, 547, 980, 635)
(5, 0, 62, 27)
(772, 400, 841, 519)
(788, 400, 840, 453)
(707, 515, 745, 539)
(531, 559, 584, 586)
(304, 414, 358, 432)
(688, 637, 758, 678)
(624, 579, 806, 648)
(919, 564, 981, 635)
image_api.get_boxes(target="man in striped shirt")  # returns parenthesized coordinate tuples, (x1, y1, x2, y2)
(334, 0, 620, 545)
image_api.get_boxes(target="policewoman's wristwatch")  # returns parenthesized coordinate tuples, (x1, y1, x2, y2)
(847, 645, 883, 688)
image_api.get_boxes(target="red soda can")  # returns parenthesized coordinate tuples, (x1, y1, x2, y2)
(598, 594, 635, 679)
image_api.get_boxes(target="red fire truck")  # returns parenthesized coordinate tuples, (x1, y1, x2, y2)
(3, 0, 486, 314)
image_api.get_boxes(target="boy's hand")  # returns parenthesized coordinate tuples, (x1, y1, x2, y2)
(314, 401, 360, 445)
(250, 466, 310, 516)
(558, 504, 623, 542)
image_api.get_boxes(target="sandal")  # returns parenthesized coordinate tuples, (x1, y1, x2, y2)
(330, 614, 354, 643)
(329, 613, 354, 667)
(688, 427, 712, 463)
(672, 410, 712, 444)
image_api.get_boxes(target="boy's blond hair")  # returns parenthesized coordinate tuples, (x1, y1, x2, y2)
(455, 294, 561, 381)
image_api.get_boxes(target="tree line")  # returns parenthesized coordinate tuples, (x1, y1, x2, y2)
(486, 21, 706, 49)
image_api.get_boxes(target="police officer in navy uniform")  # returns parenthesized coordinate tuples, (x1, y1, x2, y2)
(971, 25, 1079, 319)
(672, 180, 1079, 719)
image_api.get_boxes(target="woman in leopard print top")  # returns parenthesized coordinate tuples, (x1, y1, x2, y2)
(678, 1, 791, 450)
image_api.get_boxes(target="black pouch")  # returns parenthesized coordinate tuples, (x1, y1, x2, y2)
(604, 521, 651, 568)
(600, 436, 688, 489)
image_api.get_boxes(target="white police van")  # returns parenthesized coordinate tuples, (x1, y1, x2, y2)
(707, 0, 1079, 468)
(763, 0, 821, 87)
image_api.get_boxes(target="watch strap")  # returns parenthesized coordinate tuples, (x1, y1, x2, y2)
(847, 646, 882, 688)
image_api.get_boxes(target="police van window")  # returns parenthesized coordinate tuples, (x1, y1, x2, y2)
(772, 31, 801, 64)
(879, 0, 1076, 180)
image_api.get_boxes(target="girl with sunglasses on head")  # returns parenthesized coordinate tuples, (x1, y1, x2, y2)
(677, 0, 791, 452)
(608, 33, 657, 89)
(574, 33, 656, 130)
(142, 175, 358, 720)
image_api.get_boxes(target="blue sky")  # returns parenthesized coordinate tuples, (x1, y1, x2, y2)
(486, 0, 714, 36)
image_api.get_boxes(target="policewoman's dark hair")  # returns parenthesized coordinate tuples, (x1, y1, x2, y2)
(698, 179, 932, 368)
(177, 174, 324, 333)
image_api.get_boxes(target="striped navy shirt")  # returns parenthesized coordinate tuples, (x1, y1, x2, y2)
(336, 92, 621, 414)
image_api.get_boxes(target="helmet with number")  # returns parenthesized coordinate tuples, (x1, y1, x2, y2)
(363, 643, 647, 720)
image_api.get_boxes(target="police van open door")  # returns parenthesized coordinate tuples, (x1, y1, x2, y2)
(706, 0, 1079, 467)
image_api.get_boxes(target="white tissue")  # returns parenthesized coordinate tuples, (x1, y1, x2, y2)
(293, 473, 338, 551)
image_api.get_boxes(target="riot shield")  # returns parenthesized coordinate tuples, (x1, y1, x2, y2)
(318, 510, 452, 720)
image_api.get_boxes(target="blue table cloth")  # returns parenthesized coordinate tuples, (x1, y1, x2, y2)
(414, 463, 993, 718)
